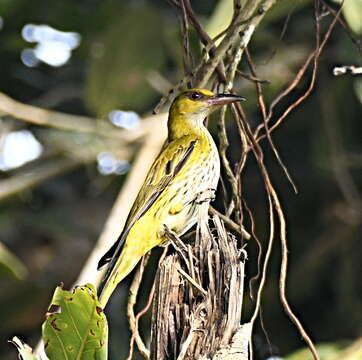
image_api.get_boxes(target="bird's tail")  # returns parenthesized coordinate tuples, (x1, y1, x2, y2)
(98, 242, 146, 308)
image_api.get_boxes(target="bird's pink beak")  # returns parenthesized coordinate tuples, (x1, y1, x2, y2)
(207, 93, 245, 106)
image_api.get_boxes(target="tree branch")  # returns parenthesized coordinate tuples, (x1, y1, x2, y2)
(195, 0, 278, 87)
(150, 202, 248, 359)
(0, 91, 166, 141)
(0, 156, 87, 201)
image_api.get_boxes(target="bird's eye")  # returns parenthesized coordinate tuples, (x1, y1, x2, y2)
(189, 92, 202, 100)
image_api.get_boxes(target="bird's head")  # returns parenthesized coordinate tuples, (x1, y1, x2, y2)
(170, 88, 245, 118)
(168, 88, 245, 138)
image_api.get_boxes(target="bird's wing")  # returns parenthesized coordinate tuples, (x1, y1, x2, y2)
(97, 137, 197, 270)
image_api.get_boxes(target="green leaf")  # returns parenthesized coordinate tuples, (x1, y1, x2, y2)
(205, 0, 234, 46)
(42, 284, 108, 360)
(9, 336, 39, 360)
(333, 0, 362, 34)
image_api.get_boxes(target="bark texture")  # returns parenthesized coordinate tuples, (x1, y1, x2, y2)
(150, 202, 249, 359)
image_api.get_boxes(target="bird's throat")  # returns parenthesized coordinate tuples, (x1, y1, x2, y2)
(168, 113, 207, 141)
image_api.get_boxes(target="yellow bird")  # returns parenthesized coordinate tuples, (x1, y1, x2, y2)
(97, 88, 244, 307)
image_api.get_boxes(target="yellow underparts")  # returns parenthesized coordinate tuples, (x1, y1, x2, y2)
(99, 215, 161, 307)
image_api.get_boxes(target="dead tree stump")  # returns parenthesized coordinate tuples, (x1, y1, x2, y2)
(150, 202, 250, 359)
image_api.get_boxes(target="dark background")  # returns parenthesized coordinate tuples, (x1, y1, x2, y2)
(0, 1, 361, 359)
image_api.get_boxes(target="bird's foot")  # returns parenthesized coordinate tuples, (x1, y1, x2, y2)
(162, 225, 188, 251)
(195, 188, 216, 204)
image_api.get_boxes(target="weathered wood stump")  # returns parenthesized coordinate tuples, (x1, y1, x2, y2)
(150, 202, 250, 359)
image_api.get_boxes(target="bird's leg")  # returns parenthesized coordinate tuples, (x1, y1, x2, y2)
(163, 225, 191, 270)
(195, 188, 216, 204)
(163, 226, 204, 298)
(163, 225, 188, 252)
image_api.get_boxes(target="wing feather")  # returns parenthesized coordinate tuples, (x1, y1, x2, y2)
(97, 137, 197, 271)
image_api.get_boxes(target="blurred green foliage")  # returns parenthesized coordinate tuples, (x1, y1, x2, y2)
(85, 5, 167, 114)
(285, 339, 362, 360)
(333, 0, 362, 34)
(0, 0, 361, 359)
(0, 242, 28, 280)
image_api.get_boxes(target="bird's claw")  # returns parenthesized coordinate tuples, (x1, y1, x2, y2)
(195, 188, 216, 204)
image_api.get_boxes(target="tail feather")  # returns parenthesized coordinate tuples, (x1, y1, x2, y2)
(97, 224, 131, 304)
(98, 251, 142, 307)
(97, 241, 120, 270)
(98, 239, 148, 308)
(97, 222, 132, 271)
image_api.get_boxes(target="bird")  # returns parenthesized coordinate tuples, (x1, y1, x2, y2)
(97, 88, 244, 307)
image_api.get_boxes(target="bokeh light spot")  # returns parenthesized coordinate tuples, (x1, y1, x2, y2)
(0, 130, 43, 171)
(21, 24, 81, 67)
(96, 152, 130, 175)
(108, 110, 140, 130)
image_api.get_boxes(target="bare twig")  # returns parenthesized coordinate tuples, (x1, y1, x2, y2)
(127, 253, 152, 360)
(233, 101, 320, 360)
(177, 267, 207, 296)
(253, 49, 315, 139)
(320, 0, 362, 61)
(0, 92, 120, 137)
(127, 247, 171, 360)
(333, 65, 362, 76)
(254, 1, 342, 143)
(195, 0, 278, 87)
(128, 245, 170, 360)
(0, 156, 88, 201)
(217, 105, 241, 218)
(182, 0, 227, 83)
(249, 195, 274, 327)
(245, 48, 298, 193)
(165, 226, 192, 271)
(180, 0, 193, 82)
(243, 200, 263, 301)
(236, 69, 270, 84)
(0, 91, 166, 142)
(209, 206, 251, 239)
(154, 0, 277, 114)
(0, 242, 28, 280)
